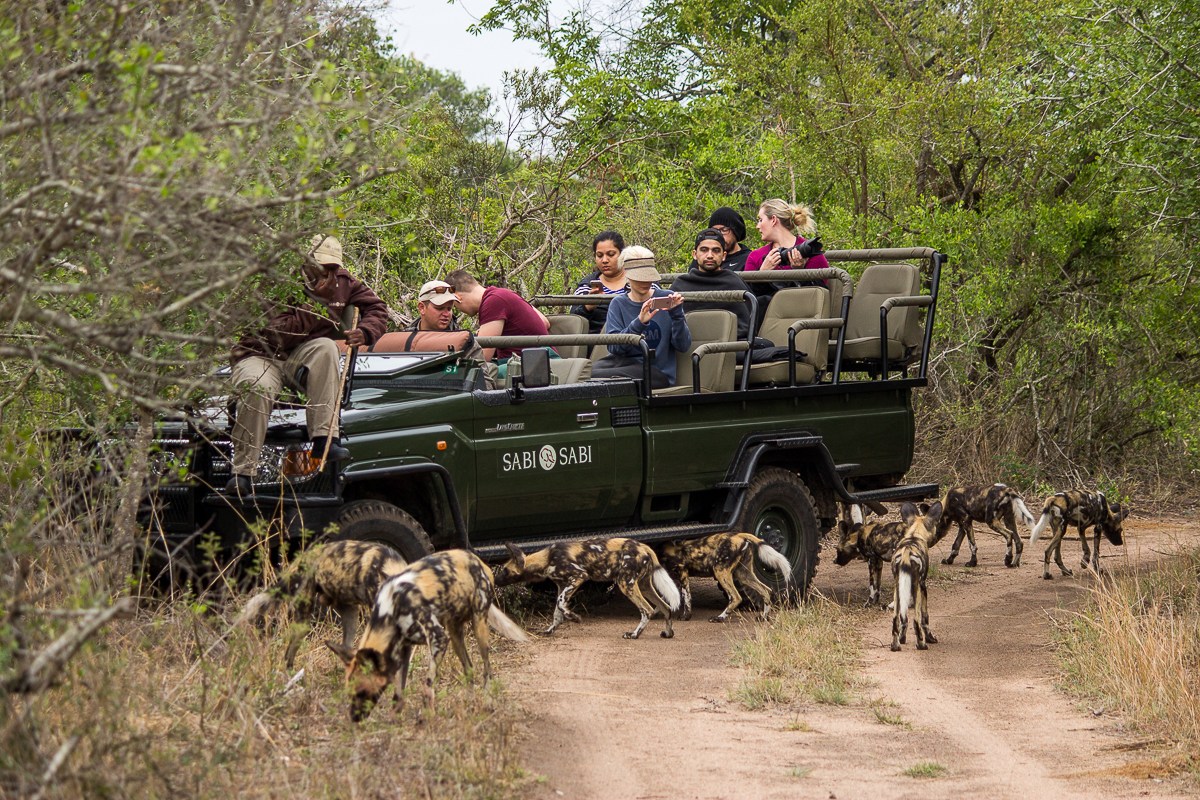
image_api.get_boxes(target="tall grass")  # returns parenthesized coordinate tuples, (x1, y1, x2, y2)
(1, 595, 531, 799)
(728, 597, 864, 709)
(1052, 547, 1200, 768)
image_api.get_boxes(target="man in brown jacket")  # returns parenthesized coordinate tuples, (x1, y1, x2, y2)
(227, 235, 389, 494)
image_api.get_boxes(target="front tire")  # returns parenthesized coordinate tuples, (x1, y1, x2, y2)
(734, 467, 820, 599)
(332, 500, 434, 562)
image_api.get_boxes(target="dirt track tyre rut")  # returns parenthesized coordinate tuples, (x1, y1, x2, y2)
(734, 467, 821, 599)
(333, 500, 434, 563)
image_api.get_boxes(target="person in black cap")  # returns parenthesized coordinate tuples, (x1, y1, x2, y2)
(669, 228, 753, 341)
(707, 207, 752, 271)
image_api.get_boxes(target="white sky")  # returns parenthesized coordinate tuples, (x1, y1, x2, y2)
(375, 1, 552, 108)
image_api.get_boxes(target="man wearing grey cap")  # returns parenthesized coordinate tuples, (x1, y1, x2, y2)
(406, 280, 464, 332)
(226, 234, 389, 495)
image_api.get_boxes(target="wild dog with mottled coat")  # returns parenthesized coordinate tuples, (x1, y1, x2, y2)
(660, 532, 793, 622)
(494, 538, 680, 639)
(938, 483, 1037, 568)
(834, 505, 908, 609)
(328, 549, 530, 722)
(234, 539, 408, 669)
(891, 501, 942, 651)
(1029, 490, 1128, 579)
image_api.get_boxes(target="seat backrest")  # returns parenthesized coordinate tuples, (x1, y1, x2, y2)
(670, 309, 737, 393)
(369, 330, 474, 353)
(845, 263, 922, 347)
(546, 314, 589, 358)
(758, 287, 830, 370)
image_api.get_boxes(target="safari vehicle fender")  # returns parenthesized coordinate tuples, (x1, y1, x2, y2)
(721, 433, 856, 530)
(340, 461, 469, 550)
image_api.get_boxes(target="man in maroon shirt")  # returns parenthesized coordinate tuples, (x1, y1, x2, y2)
(445, 269, 550, 361)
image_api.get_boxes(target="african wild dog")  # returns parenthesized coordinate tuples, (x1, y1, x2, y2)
(1029, 490, 1128, 580)
(938, 483, 1037, 568)
(834, 505, 908, 609)
(234, 539, 408, 669)
(327, 549, 530, 723)
(494, 538, 681, 639)
(660, 532, 793, 622)
(891, 501, 943, 652)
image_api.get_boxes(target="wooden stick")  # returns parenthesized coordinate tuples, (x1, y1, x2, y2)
(319, 306, 360, 464)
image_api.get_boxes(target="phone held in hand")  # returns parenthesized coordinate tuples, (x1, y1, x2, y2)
(589, 280, 603, 289)
(650, 295, 674, 310)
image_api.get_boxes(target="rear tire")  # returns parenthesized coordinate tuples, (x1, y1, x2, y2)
(332, 500, 434, 562)
(734, 467, 820, 599)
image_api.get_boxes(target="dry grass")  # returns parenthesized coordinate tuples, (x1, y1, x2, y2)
(1, 596, 533, 799)
(728, 596, 864, 710)
(1051, 547, 1200, 774)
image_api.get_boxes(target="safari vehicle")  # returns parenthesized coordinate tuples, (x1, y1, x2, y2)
(137, 247, 944, 595)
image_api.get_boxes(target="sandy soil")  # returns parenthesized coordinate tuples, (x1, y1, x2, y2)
(505, 515, 1198, 799)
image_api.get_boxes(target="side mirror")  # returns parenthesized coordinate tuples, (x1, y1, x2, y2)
(518, 348, 552, 388)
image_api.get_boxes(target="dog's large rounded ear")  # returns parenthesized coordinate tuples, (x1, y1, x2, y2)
(326, 640, 355, 666)
(924, 500, 943, 525)
(503, 542, 525, 569)
(900, 502, 918, 525)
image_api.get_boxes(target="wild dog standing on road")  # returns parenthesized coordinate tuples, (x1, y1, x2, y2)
(890, 501, 943, 652)
(660, 532, 793, 622)
(328, 549, 530, 722)
(834, 506, 908, 609)
(938, 483, 1037, 568)
(234, 539, 408, 669)
(1029, 490, 1128, 579)
(494, 538, 680, 639)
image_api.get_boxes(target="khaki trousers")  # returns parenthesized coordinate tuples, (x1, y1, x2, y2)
(229, 338, 340, 476)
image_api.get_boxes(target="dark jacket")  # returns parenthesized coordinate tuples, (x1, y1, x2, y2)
(232, 267, 389, 363)
(669, 267, 753, 340)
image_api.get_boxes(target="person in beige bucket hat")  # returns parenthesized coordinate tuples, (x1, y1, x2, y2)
(226, 234, 390, 495)
(591, 245, 690, 389)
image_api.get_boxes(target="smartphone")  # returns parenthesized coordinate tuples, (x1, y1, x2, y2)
(589, 280, 603, 290)
(650, 295, 674, 310)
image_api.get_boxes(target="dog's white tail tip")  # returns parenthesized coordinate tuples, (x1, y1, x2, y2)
(487, 604, 533, 642)
(233, 592, 276, 627)
(896, 573, 912, 624)
(1012, 497, 1036, 529)
(1029, 512, 1051, 546)
(756, 544, 793, 584)
(652, 567, 682, 612)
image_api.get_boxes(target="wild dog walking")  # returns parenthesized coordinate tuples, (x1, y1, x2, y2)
(494, 538, 681, 639)
(890, 501, 942, 651)
(328, 549, 530, 723)
(234, 539, 408, 669)
(660, 532, 793, 622)
(834, 508, 908, 609)
(938, 483, 1037, 568)
(1029, 490, 1128, 579)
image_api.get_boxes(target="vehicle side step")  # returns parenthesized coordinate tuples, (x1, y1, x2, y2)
(472, 522, 728, 562)
(851, 483, 940, 505)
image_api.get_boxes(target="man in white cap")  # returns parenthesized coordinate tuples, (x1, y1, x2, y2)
(405, 280, 463, 332)
(226, 234, 389, 495)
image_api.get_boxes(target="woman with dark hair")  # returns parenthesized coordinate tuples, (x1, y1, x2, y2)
(571, 230, 627, 333)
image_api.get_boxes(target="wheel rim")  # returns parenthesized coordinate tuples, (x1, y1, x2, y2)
(755, 505, 799, 562)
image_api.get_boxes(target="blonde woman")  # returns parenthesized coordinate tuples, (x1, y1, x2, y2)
(743, 199, 827, 320)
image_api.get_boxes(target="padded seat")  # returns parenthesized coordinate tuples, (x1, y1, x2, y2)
(839, 263, 925, 371)
(546, 314, 590, 359)
(741, 287, 831, 386)
(549, 357, 593, 384)
(369, 330, 474, 353)
(654, 309, 740, 396)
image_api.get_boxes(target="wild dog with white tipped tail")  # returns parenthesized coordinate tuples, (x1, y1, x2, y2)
(938, 483, 1036, 568)
(834, 509, 908, 609)
(1029, 490, 1128, 579)
(494, 538, 680, 639)
(234, 539, 408, 669)
(891, 501, 942, 651)
(660, 532, 793, 622)
(327, 549, 530, 723)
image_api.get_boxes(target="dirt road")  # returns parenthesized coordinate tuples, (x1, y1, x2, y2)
(506, 516, 1197, 799)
